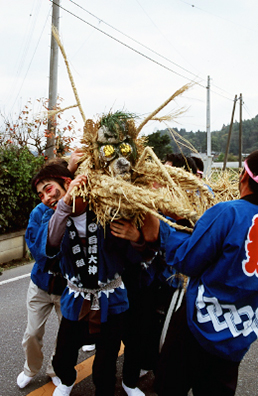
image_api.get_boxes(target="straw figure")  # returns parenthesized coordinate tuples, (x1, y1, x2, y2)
(50, 26, 235, 234)
(70, 112, 214, 233)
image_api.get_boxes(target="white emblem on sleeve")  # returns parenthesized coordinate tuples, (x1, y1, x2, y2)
(196, 285, 258, 337)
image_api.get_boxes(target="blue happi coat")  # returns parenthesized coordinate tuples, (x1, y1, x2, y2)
(160, 197, 258, 362)
(28, 201, 146, 323)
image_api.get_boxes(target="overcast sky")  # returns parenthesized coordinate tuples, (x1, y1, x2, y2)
(1, 0, 258, 140)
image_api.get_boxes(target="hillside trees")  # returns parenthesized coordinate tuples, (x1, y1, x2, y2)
(150, 115, 258, 157)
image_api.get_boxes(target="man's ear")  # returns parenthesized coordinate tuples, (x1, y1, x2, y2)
(240, 170, 249, 183)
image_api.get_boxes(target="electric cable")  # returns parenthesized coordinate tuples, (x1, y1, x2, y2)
(177, 0, 258, 33)
(51, 1, 236, 104)
(10, 7, 51, 113)
(69, 0, 205, 83)
(5, 0, 43, 106)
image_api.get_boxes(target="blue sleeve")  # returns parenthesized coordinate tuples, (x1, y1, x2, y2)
(160, 203, 233, 277)
(25, 204, 61, 272)
(25, 203, 48, 261)
(160, 220, 190, 251)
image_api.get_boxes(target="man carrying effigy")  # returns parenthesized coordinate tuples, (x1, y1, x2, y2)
(141, 150, 258, 396)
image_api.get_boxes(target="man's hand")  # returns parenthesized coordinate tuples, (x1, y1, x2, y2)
(67, 148, 84, 174)
(110, 219, 141, 242)
(63, 174, 87, 207)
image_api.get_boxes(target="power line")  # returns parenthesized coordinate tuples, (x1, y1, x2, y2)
(69, 0, 205, 84)
(134, 0, 202, 77)
(68, 0, 234, 100)
(5, 0, 43, 106)
(10, 7, 50, 113)
(51, 1, 200, 84)
(51, 1, 235, 104)
(17, 0, 42, 75)
(177, 0, 258, 33)
(243, 103, 255, 120)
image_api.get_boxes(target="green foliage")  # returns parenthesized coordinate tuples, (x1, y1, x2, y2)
(0, 144, 44, 234)
(217, 153, 224, 162)
(100, 111, 136, 139)
(215, 152, 238, 162)
(147, 131, 173, 161)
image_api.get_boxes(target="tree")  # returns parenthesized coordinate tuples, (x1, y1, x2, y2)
(146, 131, 173, 161)
(0, 97, 78, 157)
(0, 98, 80, 234)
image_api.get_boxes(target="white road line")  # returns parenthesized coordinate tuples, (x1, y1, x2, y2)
(0, 273, 30, 286)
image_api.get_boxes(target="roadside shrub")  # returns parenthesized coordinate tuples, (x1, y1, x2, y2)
(0, 144, 44, 234)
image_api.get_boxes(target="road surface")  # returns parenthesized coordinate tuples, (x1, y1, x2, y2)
(0, 263, 257, 395)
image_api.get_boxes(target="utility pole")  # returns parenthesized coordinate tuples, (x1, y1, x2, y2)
(239, 93, 243, 168)
(205, 75, 212, 176)
(45, 0, 60, 159)
(206, 75, 211, 157)
(223, 95, 238, 171)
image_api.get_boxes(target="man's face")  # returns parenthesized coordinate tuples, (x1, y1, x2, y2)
(36, 180, 66, 209)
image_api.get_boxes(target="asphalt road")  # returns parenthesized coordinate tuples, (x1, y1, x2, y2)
(0, 263, 258, 396)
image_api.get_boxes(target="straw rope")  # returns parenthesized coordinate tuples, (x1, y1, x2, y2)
(136, 84, 191, 134)
(51, 25, 86, 124)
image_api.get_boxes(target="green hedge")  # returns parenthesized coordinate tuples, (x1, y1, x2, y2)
(0, 145, 44, 234)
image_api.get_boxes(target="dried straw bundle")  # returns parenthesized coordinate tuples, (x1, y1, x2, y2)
(72, 142, 214, 233)
(208, 168, 240, 204)
(140, 161, 214, 216)
(136, 84, 191, 134)
(51, 26, 86, 124)
(73, 169, 194, 229)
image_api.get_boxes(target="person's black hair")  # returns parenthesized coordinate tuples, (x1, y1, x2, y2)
(185, 157, 197, 174)
(31, 159, 74, 194)
(191, 156, 204, 172)
(165, 153, 197, 174)
(165, 153, 183, 167)
(245, 150, 258, 194)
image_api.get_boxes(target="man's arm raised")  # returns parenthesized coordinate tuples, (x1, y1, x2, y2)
(141, 212, 160, 243)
